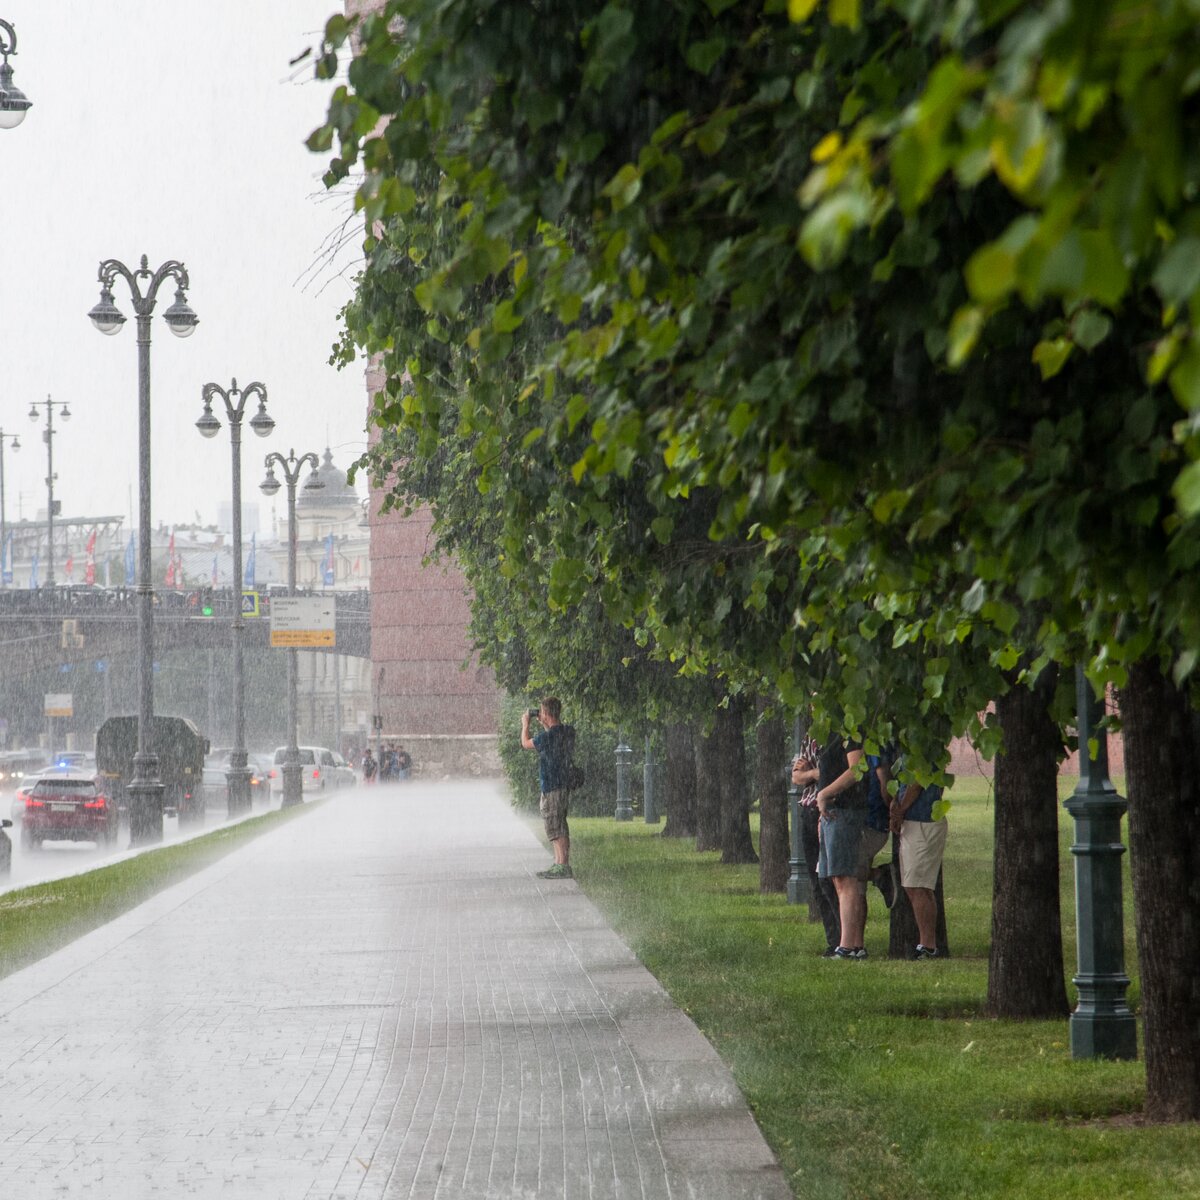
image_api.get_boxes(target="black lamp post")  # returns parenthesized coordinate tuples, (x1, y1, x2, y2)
(197, 379, 274, 816)
(0, 428, 20, 586)
(261, 449, 323, 807)
(0, 19, 32, 129)
(1065, 666, 1138, 1060)
(28, 395, 69, 589)
(89, 255, 198, 845)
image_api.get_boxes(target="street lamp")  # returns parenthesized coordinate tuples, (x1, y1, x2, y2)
(0, 19, 32, 129)
(28, 395, 69, 589)
(0, 428, 19, 586)
(196, 378, 274, 816)
(89, 255, 198, 845)
(261, 449, 323, 807)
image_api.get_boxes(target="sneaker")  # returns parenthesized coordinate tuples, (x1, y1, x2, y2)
(915, 944, 939, 959)
(821, 946, 838, 958)
(872, 861, 898, 909)
(536, 864, 574, 879)
(832, 946, 866, 959)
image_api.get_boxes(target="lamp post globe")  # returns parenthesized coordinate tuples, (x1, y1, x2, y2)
(0, 19, 32, 130)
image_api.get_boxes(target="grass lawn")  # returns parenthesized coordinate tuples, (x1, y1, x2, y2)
(565, 777, 1199, 1200)
(0, 801, 321, 982)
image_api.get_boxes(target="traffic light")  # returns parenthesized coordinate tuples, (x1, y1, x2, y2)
(201, 588, 214, 617)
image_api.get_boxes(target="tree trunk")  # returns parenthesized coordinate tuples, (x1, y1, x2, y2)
(694, 726, 722, 852)
(716, 698, 758, 865)
(1121, 661, 1200, 1121)
(987, 673, 1069, 1018)
(662, 722, 696, 838)
(756, 705, 789, 892)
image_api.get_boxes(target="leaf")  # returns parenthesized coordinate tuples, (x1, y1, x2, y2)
(1033, 337, 1073, 380)
(1071, 309, 1112, 352)
(965, 243, 1017, 304)
(1169, 342, 1200, 411)
(686, 37, 727, 76)
(811, 132, 842, 164)
(787, 0, 821, 21)
(1153, 236, 1200, 308)
(947, 305, 985, 368)
(829, 0, 860, 29)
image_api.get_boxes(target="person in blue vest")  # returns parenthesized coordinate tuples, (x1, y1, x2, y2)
(521, 697, 575, 879)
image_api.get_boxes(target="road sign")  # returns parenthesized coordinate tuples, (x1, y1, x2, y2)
(44, 692, 73, 717)
(241, 591, 261, 618)
(270, 596, 336, 648)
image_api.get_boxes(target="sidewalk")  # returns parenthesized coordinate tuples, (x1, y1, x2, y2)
(0, 780, 791, 1199)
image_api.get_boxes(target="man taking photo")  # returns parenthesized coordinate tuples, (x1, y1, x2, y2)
(521, 697, 575, 879)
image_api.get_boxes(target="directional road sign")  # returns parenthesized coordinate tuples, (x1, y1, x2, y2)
(270, 596, 336, 648)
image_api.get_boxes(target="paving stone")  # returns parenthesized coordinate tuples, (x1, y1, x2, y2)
(0, 780, 791, 1198)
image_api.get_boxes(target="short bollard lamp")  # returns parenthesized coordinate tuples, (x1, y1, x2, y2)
(0, 19, 32, 129)
(787, 714, 811, 905)
(614, 735, 633, 821)
(1065, 667, 1137, 1060)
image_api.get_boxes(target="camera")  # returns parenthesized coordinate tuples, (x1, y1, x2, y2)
(527, 708, 540, 721)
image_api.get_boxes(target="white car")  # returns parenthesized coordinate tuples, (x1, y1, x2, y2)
(320, 748, 357, 789)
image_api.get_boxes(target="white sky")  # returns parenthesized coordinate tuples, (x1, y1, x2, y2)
(0, 1, 367, 532)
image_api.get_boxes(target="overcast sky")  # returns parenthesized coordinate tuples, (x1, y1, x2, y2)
(0, 1, 366, 533)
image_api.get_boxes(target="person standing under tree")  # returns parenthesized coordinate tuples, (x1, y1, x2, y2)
(522, 697, 575, 879)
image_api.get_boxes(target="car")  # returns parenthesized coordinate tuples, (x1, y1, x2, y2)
(19, 770, 119, 850)
(320, 748, 357, 789)
(269, 745, 335, 796)
(197, 767, 228, 816)
(0, 749, 51, 800)
(0, 816, 11, 877)
(208, 751, 273, 805)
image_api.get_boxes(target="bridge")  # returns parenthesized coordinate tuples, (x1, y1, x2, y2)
(0, 586, 371, 677)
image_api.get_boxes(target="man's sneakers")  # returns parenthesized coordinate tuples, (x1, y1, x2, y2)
(915, 944, 939, 959)
(832, 946, 868, 960)
(871, 860, 899, 909)
(536, 863, 574, 879)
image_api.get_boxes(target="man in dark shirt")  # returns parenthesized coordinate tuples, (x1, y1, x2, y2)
(521, 697, 574, 879)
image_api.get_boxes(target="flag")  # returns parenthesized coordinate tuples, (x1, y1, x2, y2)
(124, 533, 135, 586)
(1, 532, 12, 585)
(352, 557, 361, 576)
(244, 534, 256, 589)
(322, 533, 335, 586)
(30, 551, 38, 589)
(85, 528, 97, 585)
(65, 555, 74, 582)
(164, 530, 176, 587)
(211, 555, 218, 588)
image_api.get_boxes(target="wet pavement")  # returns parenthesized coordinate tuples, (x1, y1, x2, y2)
(0, 779, 790, 1199)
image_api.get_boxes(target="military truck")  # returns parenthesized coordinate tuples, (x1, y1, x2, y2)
(95, 716, 210, 827)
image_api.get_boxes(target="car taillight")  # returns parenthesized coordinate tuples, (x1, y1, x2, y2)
(268, 769, 277, 779)
(24, 794, 44, 809)
(184, 791, 192, 801)
(312, 769, 319, 779)
(83, 795, 107, 809)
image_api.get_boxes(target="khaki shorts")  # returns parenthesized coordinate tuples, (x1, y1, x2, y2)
(899, 819, 948, 890)
(540, 789, 570, 843)
(857, 826, 889, 882)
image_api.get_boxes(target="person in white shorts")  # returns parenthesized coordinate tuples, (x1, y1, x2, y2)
(891, 777, 948, 959)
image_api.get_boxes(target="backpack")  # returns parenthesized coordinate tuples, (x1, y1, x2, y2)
(562, 724, 584, 791)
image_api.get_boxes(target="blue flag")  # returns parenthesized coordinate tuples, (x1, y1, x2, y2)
(30, 551, 38, 589)
(322, 533, 335, 586)
(1, 532, 11, 585)
(244, 534, 256, 589)
(124, 533, 135, 586)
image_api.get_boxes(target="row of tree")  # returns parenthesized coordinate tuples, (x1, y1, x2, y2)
(306, 0, 1200, 1120)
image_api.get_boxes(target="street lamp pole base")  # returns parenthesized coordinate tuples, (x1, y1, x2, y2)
(226, 760, 252, 817)
(127, 754, 164, 846)
(280, 762, 304, 808)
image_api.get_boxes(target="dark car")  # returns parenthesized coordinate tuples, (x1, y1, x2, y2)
(197, 767, 228, 816)
(0, 816, 11, 877)
(19, 771, 119, 850)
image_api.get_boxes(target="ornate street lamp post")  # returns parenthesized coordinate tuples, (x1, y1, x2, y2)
(1065, 667, 1137, 1060)
(0, 428, 20, 586)
(786, 714, 811, 905)
(614, 734, 633, 821)
(89, 256, 198, 845)
(27, 395, 69, 589)
(0, 19, 32, 129)
(261, 449, 323, 807)
(196, 379, 274, 816)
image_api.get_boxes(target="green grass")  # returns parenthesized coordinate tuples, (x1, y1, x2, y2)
(564, 778, 1199, 1200)
(0, 801, 321, 981)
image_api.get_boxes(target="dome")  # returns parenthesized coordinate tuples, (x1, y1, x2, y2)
(297, 447, 359, 511)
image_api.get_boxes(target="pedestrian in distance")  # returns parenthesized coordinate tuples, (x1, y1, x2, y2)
(890, 770, 949, 958)
(361, 748, 377, 785)
(396, 746, 413, 780)
(814, 732, 869, 959)
(791, 743, 841, 955)
(522, 697, 577, 879)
